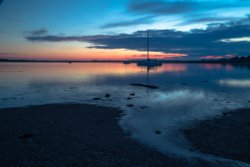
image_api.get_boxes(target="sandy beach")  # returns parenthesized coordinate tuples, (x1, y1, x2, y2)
(0, 103, 185, 167)
(183, 108, 250, 164)
(0, 103, 250, 166)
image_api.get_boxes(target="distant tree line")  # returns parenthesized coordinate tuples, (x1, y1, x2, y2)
(201, 55, 250, 64)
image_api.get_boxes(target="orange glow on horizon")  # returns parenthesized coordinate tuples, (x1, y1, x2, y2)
(132, 52, 187, 60)
(201, 55, 224, 59)
(0, 47, 187, 61)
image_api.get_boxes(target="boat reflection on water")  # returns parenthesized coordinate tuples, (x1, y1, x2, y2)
(125, 57, 163, 90)
(130, 30, 163, 89)
(131, 60, 163, 89)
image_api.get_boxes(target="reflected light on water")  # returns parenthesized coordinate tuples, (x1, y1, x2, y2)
(219, 79, 250, 88)
(136, 64, 187, 73)
(161, 64, 187, 72)
(202, 63, 223, 70)
(0, 63, 188, 86)
(201, 64, 233, 71)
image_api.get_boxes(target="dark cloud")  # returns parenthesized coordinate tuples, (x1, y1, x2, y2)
(26, 17, 250, 58)
(26, 35, 112, 42)
(101, 16, 154, 29)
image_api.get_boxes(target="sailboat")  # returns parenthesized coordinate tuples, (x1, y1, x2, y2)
(137, 30, 162, 68)
(130, 30, 161, 89)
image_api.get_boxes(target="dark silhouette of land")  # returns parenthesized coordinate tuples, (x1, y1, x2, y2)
(1, 56, 250, 64)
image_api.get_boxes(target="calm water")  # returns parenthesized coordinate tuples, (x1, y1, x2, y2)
(1, 62, 250, 166)
(0, 62, 249, 108)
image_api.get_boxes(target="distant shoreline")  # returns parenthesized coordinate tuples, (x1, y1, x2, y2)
(0, 56, 250, 65)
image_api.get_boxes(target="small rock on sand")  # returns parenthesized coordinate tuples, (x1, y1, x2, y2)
(70, 86, 77, 90)
(93, 97, 101, 100)
(130, 93, 135, 96)
(155, 130, 162, 135)
(181, 83, 187, 86)
(126, 104, 134, 107)
(19, 133, 34, 140)
(127, 97, 133, 100)
(1, 98, 8, 101)
(105, 94, 110, 98)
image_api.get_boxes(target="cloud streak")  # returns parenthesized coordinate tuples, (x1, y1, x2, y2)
(102, 0, 250, 28)
(101, 16, 154, 29)
(128, 0, 250, 16)
(26, 16, 250, 58)
(179, 16, 237, 25)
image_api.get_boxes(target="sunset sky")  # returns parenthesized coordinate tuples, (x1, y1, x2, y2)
(0, 0, 250, 60)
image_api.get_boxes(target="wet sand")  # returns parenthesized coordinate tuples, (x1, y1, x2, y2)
(0, 103, 185, 167)
(1, 103, 250, 167)
(183, 108, 250, 164)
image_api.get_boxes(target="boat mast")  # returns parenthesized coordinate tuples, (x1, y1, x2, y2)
(147, 30, 149, 61)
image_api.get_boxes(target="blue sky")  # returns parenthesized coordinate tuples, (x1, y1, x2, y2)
(0, 0, 250, 60)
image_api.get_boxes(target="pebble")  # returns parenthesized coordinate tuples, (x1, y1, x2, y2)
(126, 104, 134, 107)
(105, 94, 110, 98)
(155, 130, 162, 135)
(140, 106, 148, 109)
(93, 97, 101, 100)
(19, 133, 34, 140)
